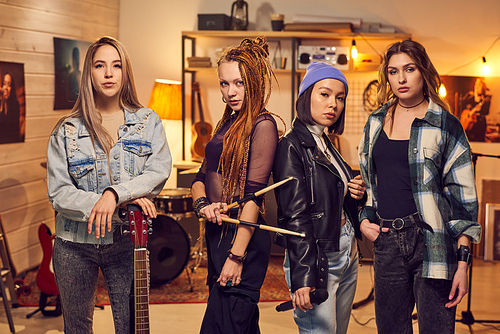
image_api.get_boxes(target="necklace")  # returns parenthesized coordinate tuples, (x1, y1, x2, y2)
(398, 97, 425, 112)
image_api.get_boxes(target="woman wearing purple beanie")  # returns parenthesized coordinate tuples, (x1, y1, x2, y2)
(273, 61, 366, 333)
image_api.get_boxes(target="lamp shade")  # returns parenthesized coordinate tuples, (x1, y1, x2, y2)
(148, 79, 182, 120)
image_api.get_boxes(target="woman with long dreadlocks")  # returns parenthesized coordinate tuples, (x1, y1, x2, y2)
(191, 37, 280, 333)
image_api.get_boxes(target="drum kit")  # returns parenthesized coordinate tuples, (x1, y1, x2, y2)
(150, 188, 205, 288)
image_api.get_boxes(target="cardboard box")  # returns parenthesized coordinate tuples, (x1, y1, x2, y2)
(198, 14, 231, 30)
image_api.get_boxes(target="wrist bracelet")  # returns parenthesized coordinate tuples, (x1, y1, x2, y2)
(227, 249, 247, 263)
(193, 196, 210, 218)
(457, 245, 471, 266)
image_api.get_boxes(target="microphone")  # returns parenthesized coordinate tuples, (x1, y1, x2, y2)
(275, 289, 329, 312)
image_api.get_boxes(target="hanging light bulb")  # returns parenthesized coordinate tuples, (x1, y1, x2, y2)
(482, 57, 490, 75)
(439, 83, 447, 98)
(351, 39, 358, 59)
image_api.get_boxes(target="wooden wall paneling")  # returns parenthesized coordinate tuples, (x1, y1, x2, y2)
(0, 28, 55, 54)
(0, 4, 118, 38)
(0, 159, 47, 189)
(0, 180, 48, 213)
(1, 201, 55, 235)
(25, 116, 60, 139)
(0, 51, 53, 73)
(2, 0, 119, 18)
(24, 96, 60, 118)
(24, 74, 54, 95)
(0, 139, 48, 164)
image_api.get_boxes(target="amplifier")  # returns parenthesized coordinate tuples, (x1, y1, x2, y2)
(298, 45, 350, 70)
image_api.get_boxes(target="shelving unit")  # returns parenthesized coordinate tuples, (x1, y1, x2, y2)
(181, 30, 411, 159)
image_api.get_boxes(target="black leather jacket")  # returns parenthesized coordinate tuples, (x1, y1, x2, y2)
(273, 118, 364, 292)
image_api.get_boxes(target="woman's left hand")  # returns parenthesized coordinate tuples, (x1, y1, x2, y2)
(217, 257, 243, 287)
(348, 175, 366, 200)
(120, 197, 157, 219)
(445, 262, 469, 308)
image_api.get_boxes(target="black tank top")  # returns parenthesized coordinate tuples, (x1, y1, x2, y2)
(372, 130, 418, 219)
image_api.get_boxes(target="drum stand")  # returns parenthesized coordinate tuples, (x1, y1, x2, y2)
(189, 220, 206, 273)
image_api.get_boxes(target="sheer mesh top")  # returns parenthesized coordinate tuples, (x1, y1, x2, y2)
(192, 111, 278, 207)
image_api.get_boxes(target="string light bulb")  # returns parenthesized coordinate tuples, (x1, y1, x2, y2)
(482, 57, 490, 75)
(439, 84, 447, 98)
(351, 39, 358, 59)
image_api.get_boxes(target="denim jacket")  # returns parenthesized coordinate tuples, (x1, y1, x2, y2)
(47, 108, 171, 245)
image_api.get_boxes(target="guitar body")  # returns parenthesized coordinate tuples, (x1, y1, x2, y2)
(191, 82, 212, 161)
(460, 95, 491, 131)
(191, 121, 213, 161)
(36, 223, 62, 317)
(128, 204, 151, 334)
(460, 108, 477, 131)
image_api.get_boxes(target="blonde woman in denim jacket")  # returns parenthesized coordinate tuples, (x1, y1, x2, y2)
(47, 36, 171, 333)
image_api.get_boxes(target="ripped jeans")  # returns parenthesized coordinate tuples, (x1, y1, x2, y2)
(53, 229, 134, 334)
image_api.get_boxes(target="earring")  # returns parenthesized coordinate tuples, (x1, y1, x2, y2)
(222, 97, 227, 103)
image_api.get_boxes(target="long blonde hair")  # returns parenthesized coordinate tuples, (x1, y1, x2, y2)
(215, 37, 276, 204)
(53, 36, 142, 155)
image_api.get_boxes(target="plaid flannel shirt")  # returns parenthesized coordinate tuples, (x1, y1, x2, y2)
(358, 99, 481, 280)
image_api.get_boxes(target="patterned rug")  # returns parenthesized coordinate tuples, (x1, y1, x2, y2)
(16, 255, 289, 306)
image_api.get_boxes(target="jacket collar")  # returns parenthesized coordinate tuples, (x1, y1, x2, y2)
(291, 118, 317, 148)
(76, 108, 145, 137)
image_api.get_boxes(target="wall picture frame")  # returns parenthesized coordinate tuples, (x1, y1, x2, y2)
(53, 37, 91, 110)
(484, 203, 500, 261)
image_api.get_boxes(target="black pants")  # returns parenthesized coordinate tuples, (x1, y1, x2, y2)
(200, 284, 260, 334)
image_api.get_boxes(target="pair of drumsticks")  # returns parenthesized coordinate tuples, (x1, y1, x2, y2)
(199, 177, 305, 238)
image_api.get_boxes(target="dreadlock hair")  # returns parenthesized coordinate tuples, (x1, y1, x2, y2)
(377, 39, 450, 134)
(53, 36, 142, 156)
(214, 37, 277, 204)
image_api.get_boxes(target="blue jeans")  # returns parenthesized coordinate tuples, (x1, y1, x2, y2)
(373, 225, 456, 334)
(53, 229, 134, 334)
(284, 220, 358, 334)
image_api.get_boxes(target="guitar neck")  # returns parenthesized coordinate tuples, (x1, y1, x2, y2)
(134, 248, 150, 334)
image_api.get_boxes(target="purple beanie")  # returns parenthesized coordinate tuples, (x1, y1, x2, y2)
(298, 62, 348, 98)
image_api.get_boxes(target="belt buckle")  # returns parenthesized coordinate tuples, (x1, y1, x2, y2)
(392, 218, 405, 230)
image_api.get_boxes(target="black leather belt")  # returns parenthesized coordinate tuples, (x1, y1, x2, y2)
(378, 212, 422, 230)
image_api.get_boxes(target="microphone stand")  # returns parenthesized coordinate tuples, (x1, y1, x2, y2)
(457, 151, 500, 333)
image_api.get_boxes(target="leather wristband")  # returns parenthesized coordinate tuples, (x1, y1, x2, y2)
(227, 250, 247, 263)
(457, 245, 471, 266)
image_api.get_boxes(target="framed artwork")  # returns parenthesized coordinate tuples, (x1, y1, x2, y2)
(441, 75, 500, 142)
(53, 37, 91, 110)
(484, 203, 500, 261)
(0, 61, 26, 144)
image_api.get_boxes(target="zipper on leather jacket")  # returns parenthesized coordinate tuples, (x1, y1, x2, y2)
(311, 212, 324, 219)
(309, 166, 315, 204)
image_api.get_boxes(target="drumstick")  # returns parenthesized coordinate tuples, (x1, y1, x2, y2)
(221, 216, 305, 238)
(197, 176, 294, 222)
(226, 176, 294, 211)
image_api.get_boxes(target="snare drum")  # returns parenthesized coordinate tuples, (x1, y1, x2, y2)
(154, 188, 193, 215)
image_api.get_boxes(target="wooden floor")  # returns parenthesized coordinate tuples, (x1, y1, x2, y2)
(1, 258, 499, 333)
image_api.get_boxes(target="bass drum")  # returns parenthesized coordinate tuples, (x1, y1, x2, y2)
(148, 215, 190, 286)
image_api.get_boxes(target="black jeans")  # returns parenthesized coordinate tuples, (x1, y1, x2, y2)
(373, 225, 456, 334)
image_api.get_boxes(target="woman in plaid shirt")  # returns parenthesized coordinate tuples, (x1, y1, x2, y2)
(358, 40, 481, 334)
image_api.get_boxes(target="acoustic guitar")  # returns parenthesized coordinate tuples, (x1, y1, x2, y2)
(460, 95, 491, 131)
(127, 204, 152, 334)
(191, 82, 212, 161)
